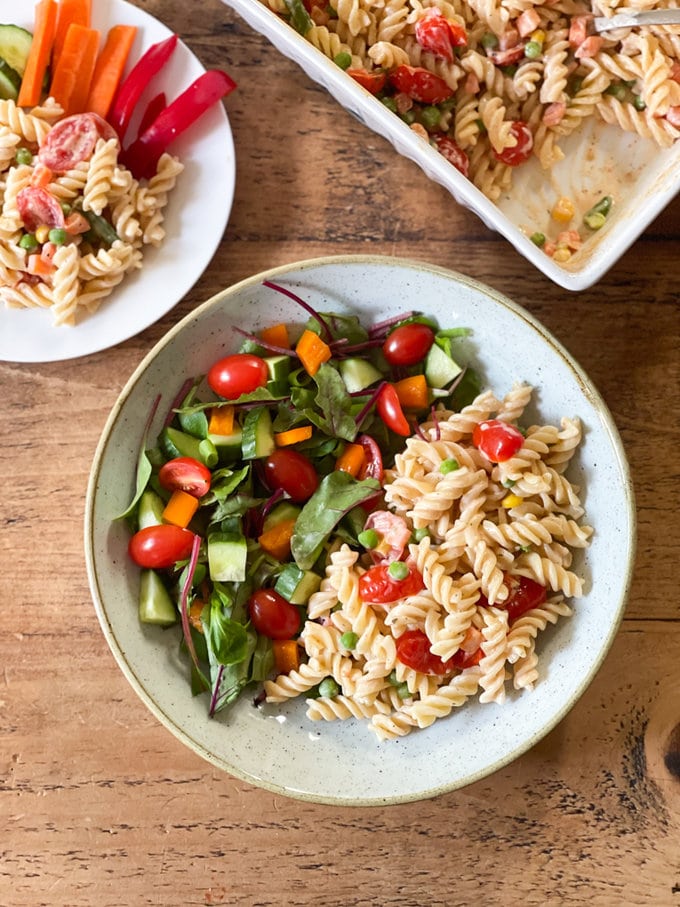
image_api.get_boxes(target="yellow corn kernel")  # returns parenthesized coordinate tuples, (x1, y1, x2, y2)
(551, 196, 575, 223)
(502, 492, 524, 508)
(531, 29, 546, 43)
(553, 246, 572, 263)
(34, 224, 50, 243)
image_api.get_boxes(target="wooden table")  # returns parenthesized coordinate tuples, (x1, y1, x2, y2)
(2, 0, 679, 903)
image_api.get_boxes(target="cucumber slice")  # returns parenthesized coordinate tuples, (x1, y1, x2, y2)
(137, 488, 166, 529)
(0, 25, 33, 76)
(0, 57, 20, 100)
(424, 343, 462, 389)
(208, 530, 248, 582)
(160, 426, 217, 467)
(339, 357, 383, 394)
(264, 354, 291, 384)
(241, 407, 275, 460)
(208, 427, 243, 461)
(139, 569, 177, 626)
(262, 501, 301, 534)
(274, 563, 322, 605)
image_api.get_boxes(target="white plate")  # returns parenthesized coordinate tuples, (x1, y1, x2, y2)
(221, 0, 680, 291)
(84, 256, 636, 805)
(0, 0, 235, 362)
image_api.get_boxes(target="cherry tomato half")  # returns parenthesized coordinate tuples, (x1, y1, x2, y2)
(383, 322, 435, 366)
(128, 524, 195, 569)
(207, 353, 268, 400)
(158, 456, 211, 498)
(263, 448, 319, 503)
(358, 562, 425, 603)
(346, 68, 387, 95)
(503, 574, 547, 623)
(396, 629, 455, 675)
(376, 383, 411, 436)
(415, 9, 455, 61)
(248, 588, 301, 639)
(493, 121, 534, 167)
(433, 135, 470, 178)
(472, 419, 524, 462)
(389, 64, 454, 104)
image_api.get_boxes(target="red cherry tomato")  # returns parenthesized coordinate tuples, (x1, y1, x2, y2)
(263, 448, 319, 503)
(396, 629, 455, 675)
(503, 574, 547, 623)
(128, 524, 195, 569)
(207, 353, 269, 400)
(389, 64, 454, 104)
(383, 322, 435, 366)
(414, 10, 466, 61)
(358, 562, 425, 603)
(158, 456, 211, 498)
(472, 419, 524, 462)
(248, 588, 301, 639)
(376, 383, 411, 436)
(432, 135, 470, 177)
(346, 68, 387, 95)
(493, 121, 534, 166)
(356, 433, 384, 481)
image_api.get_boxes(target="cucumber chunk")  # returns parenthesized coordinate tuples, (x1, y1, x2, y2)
(241, 407, 275, 460)
(0, 25, 33, 76)
(208, 427, 243, 461)
(160, 426, 217, 466)
(208, 530, 248, 582)
(424, 343, 462, 389)
(137, 488, 166, 529)
(139, 569, 177, 626)
(274, 563, 322, 605)
(339, 357, 383, 394)
(0, 57, 21, 101)
(264, 354, 291, 384)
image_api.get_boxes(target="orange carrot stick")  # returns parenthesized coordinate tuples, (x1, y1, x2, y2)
(49, 23, 100, 115)
(16, 0, 58, 108)
(52, 0, 91, 70)
(85, 25, 137, 118)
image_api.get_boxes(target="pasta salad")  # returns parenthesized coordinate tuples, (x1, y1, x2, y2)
(119, 286, 592, 741)
(262, 0, 680, 260)
(0, 99, 182, 326)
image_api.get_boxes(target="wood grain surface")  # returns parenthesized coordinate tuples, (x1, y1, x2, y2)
(1, 1, 679, 904)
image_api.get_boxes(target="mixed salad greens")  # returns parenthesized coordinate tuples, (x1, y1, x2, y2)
(120, 283, 481, 717)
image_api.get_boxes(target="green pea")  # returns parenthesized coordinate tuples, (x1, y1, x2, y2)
(381, 97, 398, 113)
(524, 41, 542, 59)
(420, 106, 441, 129)
(440, 457, 459, 474)
(481, 32, 498, 49)
(605, 82, 627, 102)
(48, 228, 67, 245)
(412, 527, 430, 543)
(340, 631, 358, 650)
(19, 233, 39, 252)
(387, 561, 409, 581)
(358, 528, 379, 549)
(395, 682, 411, 699)
(318, 677, 340, 698)
(530, 232, 546, 247)
(15, 147, 32, 166)
(334, 51, 352, 70)
(632, 95, 646, 111)
(59, 201, 72, 216)
(399, 109, 416, 125)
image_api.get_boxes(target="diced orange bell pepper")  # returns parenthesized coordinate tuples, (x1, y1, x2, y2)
(394, 374, 429, 410)
(260, 322, 291, 349)
(295, 329, 332, 376)
(334, 442, 366, 477)
(272, 639, 301, 674)
(208, 405, 235, 436)
(162, 489, 199, 528)
(274, 425, 313, 447)
(257, 517, 297, 560)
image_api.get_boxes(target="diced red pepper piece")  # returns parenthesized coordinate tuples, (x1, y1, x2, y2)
(120, 69, 237, 180)
(108, 33, 179, 142)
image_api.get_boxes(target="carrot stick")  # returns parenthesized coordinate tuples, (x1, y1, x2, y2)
(86, 24, 137, 118)
(52, 0, 92, 71)
(49, 23, 100, 116)
(16, 0, 58, 108)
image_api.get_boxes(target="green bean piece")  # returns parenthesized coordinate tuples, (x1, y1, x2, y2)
(395, 682, 411, 699)
(81, 209, 120, 247)
(584, 211, 607, 230)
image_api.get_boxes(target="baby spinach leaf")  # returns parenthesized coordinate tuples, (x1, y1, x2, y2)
(291, 471, 380, 569)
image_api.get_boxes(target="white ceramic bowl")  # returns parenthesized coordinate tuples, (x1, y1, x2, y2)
(221, 0, 680, 291)
(85, 256, 635, 805)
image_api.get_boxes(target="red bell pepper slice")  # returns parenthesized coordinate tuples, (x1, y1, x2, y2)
(120, 69, 237, 180)
(108, 33, 179, 141)
(137, 91, 167, 136)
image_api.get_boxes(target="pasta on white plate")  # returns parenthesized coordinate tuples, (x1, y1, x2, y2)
(264, 383, 592, 740)
(0, 98, 183, 327)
